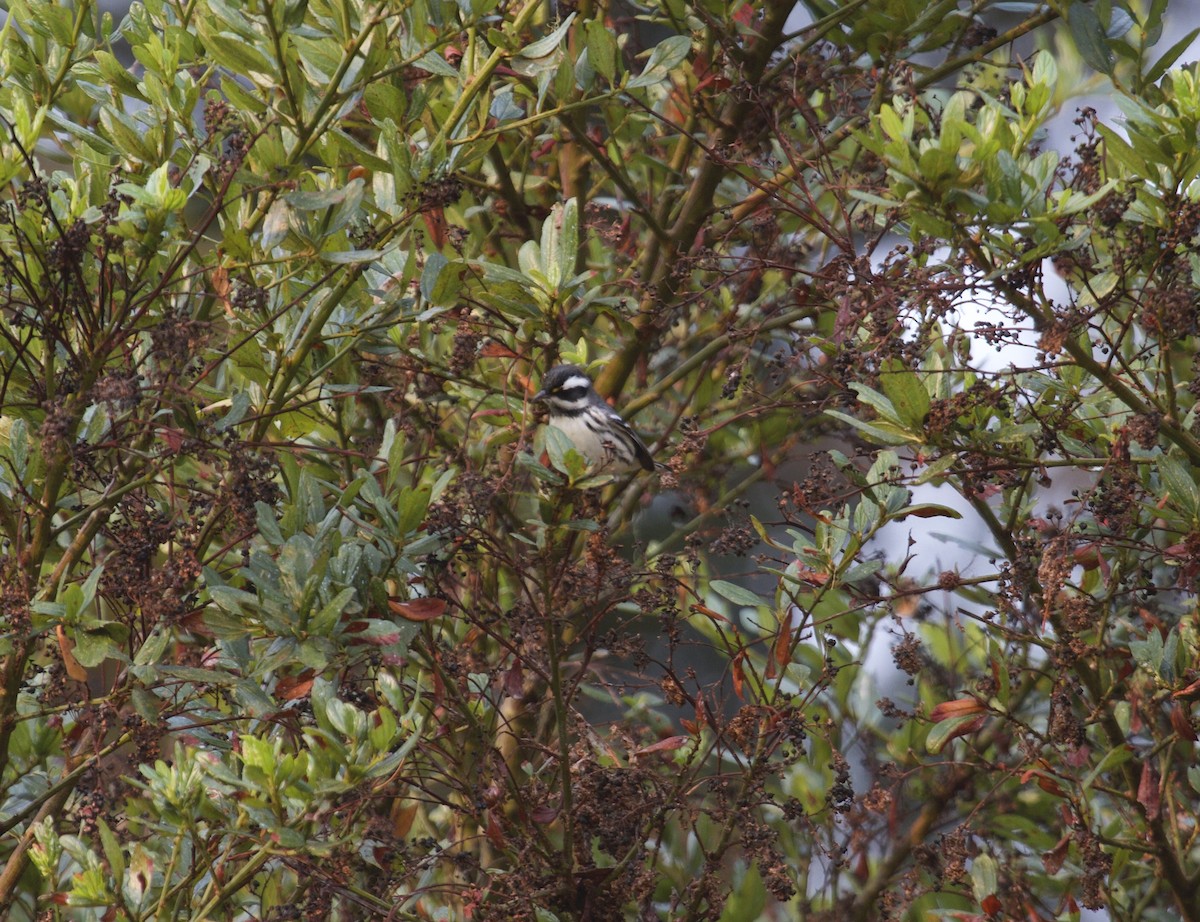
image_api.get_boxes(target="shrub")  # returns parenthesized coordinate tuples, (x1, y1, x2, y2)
(1, 0, 1198, 919)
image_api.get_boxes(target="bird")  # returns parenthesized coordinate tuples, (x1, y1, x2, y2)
(533, 365, 656, 473)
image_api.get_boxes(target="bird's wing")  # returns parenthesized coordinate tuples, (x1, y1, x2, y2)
(609, 408, 656, 472)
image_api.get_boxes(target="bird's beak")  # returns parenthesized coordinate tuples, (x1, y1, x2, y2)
(533, 389, 548, 403)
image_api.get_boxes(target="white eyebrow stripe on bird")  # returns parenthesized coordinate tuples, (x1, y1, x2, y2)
(560, 375, 592, 391)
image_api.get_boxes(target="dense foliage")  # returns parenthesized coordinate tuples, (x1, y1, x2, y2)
(2, 0, 1200, 918)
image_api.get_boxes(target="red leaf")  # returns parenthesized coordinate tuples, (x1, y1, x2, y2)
(421, 209, 448, 248)
(731, 653, 745, 700)
(344, 623, 402, 645)
(1073, 544, 1102, 570)
(1042, 836, 1070, 875)
(904, 505, 954, 519)
(159, 426, 184, 453)
(980, 894, 1002, 914)
(177, 607, 214, 636)
(929, 714, 985, 750)
(531, 804, 559, 824)
(791, 563, 830, 586)
(530, 801, 556, 825)
(633, 735, 690, 758)
(211, 264, 233, 317)
(1170, 703, 1198, 740)
(929, 698, 985, 722)
(774, 618, 792, 668)
(504, 662, 524, 699)
(1064, 744, 1091, 768)
(275, 671, 315, 701)
(1138, 761, 1160, 819)
(388, 597, 448, 621)
(485, 810, 505, 847)
(1172, 676, 1200, 700)
(691, 603, 730, 623)
(1036, 775, 1067, 798)
(56, 625, 88, 682)
(392, 803, 418, 838)
(480, 342, 519, 358)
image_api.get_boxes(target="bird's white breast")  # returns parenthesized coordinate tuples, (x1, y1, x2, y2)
(549, 412, 636, 470)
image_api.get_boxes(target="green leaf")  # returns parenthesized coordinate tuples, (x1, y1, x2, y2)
(216, 392, 251, 431)
(915, 452, 959, 484)
(78, 565, 104, 615)
(256, 502, 285, 545)
(134, 628, 171, 667)
(3, 417, 29, 480)
(540, 198, 578, 290)
(202, 30, 274, 76)
(1161, 625, 1179, 682)
(310, 587, 358, 635)
(420, 252, 450, 304)
(848, 188, 901, 209)
(878, 105, 908, 142)
(825, 410, 923, 446)
(71, 621, 130, 667)
(1144, 27, 1200, 85)
(879, 360, 930, 430)
(413, 51, 460, 78)
(894, 503, 963, 521)
(517, 13, 576, 60)
(322, 248, 383, 264)
(241, 734, 277, 773)
(1130, 629, 1165, 675)
(44, 108, 119, 156)
(1097, 125, 1144, 175)
(396, 484, 432, 537)
(970, 854, 998, 902)
(1106, 8, 1135, 39)
(925, 713, 980, 754)
(848, 383, 903, 425)
(709, 579, 765, 608)
(286, 187, 351, 210)
(545, 425, 588, 479)
(1069, 1, 1115, 75)
(718, 862, 767, 922)
(517, 450, 564, 484)
(97, 819, 126, 883)
(261, 199, 291, 249)
(987, 639, 1010, 708)
(208, 584, 258, 616)
(586, 19, 617, 82)
(1159, 455, 1200, 521)
(1082, 745, 1135, 791)
(627, 35, 691, 89)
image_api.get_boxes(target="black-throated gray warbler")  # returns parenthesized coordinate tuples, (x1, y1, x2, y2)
(533, 365, 656, 472)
